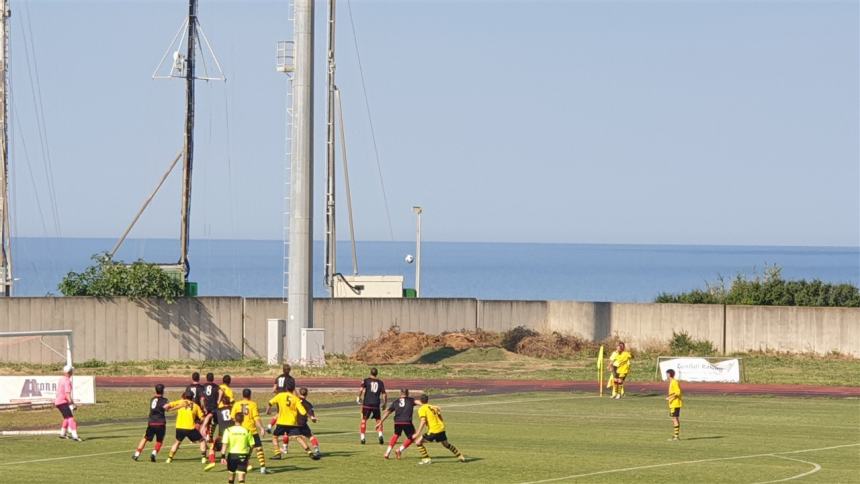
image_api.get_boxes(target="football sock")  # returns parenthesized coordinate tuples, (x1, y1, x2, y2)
(417, 444, 430, 459)
(310, 436, 319, 449)
(255, 447, 266, 467)
(401, 438, 413, 450)
(441, 441, 462, 458)
(389, 435, 399, 447)
(619, 384, 625, 395)
(269, 417, 277, 427)
(673, 424, 680, 438)
(360, 420, 367, 439)
(611, 383, 617, 397)
(155, 442, 162, 453)
(168, 449, 177, 460)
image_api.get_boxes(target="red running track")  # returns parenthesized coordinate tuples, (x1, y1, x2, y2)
(95, 376, 860, 398)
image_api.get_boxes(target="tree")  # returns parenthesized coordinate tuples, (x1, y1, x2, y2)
(58, 254, 184, 302)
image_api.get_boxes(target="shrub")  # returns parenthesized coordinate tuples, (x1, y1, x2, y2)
(59, 253, 184, 302)
(669, 331, 716, 356)
(77, 358, 107, 368)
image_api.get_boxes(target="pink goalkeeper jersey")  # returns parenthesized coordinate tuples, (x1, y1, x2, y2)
(54, 375, 71, 405)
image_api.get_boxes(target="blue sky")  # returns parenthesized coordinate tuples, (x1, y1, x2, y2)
(9, 0, 859, 246)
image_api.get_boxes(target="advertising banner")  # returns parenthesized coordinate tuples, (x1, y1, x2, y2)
(658, 358, 741, 383)
(0, 376, 96, 405)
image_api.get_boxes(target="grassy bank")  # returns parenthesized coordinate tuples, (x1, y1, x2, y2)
(1, 349, 857, 387)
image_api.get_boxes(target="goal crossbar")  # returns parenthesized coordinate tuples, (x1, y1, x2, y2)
(0, 330, 73, 367)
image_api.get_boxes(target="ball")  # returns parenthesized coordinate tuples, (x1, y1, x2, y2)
(405, 254, 415, 264)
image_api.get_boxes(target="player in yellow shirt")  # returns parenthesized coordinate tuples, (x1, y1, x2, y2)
(608, 342, 633, 399)
(665, 369, 683, 441)
(231, 388, 269, 474)
(412, 394, 465, 465)
(220, 412, 256, 484)
(265, 389, 307, 459)
(207, 374, 236, 467)
(164, 391, 207, 464)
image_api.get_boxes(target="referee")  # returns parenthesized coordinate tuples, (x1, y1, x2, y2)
(221, 413, 255, 484)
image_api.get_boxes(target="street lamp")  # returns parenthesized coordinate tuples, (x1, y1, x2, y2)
(412, 206, 422, 298)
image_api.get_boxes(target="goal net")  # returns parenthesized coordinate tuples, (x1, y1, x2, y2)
(0, 330, 74, 369)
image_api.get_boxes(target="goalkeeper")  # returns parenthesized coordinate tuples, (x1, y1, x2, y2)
(607, 342, 633, 399)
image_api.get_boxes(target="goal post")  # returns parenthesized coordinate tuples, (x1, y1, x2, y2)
(0, 330, 74, 368)
(656, 355, 745, 383)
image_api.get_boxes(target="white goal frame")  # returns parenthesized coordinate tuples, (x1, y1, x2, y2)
(0, 330, 73, 367)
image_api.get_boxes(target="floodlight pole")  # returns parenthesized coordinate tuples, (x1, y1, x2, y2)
(178, 0, 197, 278)
(0, 0, 11, 297)
(286, 0, 315, 364)
(323, 0, 336, 294)
(413, 206, 422, 297)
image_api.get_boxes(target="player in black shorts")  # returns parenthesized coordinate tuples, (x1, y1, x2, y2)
(378, 388, 416, 460)
(184, 372, 205, 408)
(295, 387, 321, 459)
(132, 384, 169, 462)
(268, 364, 296, 434)
(356, 367, 387, 445)
(200, 373, 220, 464)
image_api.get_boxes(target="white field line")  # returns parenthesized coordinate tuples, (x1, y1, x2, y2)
(316, 395, 597, 418)
(752, 455, 822, 483)
(445, 409, 851, 430)
(0, 449, 131, 466)
(517, 443, 859, 484)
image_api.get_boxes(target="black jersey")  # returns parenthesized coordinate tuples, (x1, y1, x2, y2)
(274, 374, 296, 393)
(184, 383, 204, 407)
(147, 396, 169, 425)
(202, 383, 219, 411)
(361, 378, 386, 407)
(297, 398, 315, 427)
(387, 396, 416, 424)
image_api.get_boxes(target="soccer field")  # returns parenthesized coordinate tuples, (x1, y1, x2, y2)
(1, 391, 858, 483)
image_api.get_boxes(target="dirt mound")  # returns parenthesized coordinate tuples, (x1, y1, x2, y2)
(515, 332, 591, 359)
(353, 328, 500, 364)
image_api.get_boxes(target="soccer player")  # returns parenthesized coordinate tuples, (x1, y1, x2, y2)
(608, 342, 633, 399)
(201, 373, 220, 440)
(185, 372, 205, 408)
(357, 367, 387, 444)
(412, 394, 466, 465)
(133, 383, 169, 462)
(55, 364, 81, 441)
(295, 387, 322, 459)
(231, 388, 269, 474)
(208, 374, 237, 468)
(164, 391, 207, 465)
(268, 364, 296, 433)
(266, 386, 307, 460)
(378, 388, 416, 460)
(220, 412, 255, 484)
(666, 369, 683, 441)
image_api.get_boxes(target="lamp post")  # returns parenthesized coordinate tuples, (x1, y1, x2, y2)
(412, 206, 422, 298)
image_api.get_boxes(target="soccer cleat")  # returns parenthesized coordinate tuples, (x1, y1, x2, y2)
(71, 436, 83, 442)
(260, 467, 270, 474)
(312, 450, 321, 460)
(150, 453, 157, 463)
(203, 462, 217, 471)
(132, 454, 139, 461)
(247, 464, 253, 472)
(384, 452, 390, 460)
(201, 456, 207, 464)
(418, 458, 432, 465)
(394, 449, 402, 460)
(360, 437, 366, 445)
(58, 434, 68, 440)
(165, 458, 173, 464)
(459, 455, 467, 463)
(379, 435, 385, 445)
(272, 452, 282, 460)
(668, 436, 680, 441)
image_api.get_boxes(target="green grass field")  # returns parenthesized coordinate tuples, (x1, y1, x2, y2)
(1, 390, 858, 483)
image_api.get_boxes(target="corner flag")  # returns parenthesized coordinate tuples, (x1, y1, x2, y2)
(597, 345, 605, 397)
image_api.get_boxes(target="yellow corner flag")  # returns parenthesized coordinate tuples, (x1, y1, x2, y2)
(597, 345, 605, 397)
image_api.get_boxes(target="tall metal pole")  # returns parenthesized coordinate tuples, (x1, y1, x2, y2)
(178, 0, 197, 278)
(413, 206, 422, 298)
(323, 0, 336, 293)
(0, 0, 11, 297)
(287, 0, 315, 363)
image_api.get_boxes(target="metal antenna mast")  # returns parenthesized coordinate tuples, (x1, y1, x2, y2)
(286, 0, 315, 363)
(178, 0, 197, 277)
(0, 0, 11, 297)
(323, 0, 336, 293)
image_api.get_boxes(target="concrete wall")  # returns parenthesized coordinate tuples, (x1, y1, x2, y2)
(0, 297, 857, 363)
(726, 305, 860, 355)
(0, 297, 243, 363)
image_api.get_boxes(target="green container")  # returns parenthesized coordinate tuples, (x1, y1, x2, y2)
(184, 282, 198, 297)
(403, 288, 417, 298)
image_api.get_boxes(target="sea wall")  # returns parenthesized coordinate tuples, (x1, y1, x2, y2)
(0, 297, 857, 363)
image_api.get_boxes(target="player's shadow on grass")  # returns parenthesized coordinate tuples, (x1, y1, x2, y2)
(266, 465, 314, 474)
(79, 435, 126, 441)
(683, 436, 724, 441)
(318, 451, 358, 458)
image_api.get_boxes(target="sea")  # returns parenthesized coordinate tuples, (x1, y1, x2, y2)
(9, 238, 860, 302)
